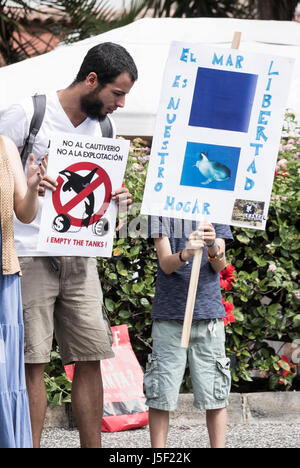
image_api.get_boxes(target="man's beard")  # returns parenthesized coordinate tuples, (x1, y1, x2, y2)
(80, 90, 106, 121)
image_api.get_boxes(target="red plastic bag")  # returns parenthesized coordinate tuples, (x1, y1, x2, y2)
(65, 324, 148, 432)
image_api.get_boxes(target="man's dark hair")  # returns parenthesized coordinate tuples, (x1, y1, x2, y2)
(74, 42, 138, 86)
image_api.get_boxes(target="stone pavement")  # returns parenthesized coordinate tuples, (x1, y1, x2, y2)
(41, 393, 300, 449)
(41, 422, 300, 449)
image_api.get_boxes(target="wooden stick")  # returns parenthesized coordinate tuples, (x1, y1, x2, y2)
(180, 247, 203, 348)
(231, 31, 242, 50)
(180, 31, 242, 349)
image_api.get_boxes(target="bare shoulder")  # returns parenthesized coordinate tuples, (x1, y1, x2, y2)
(1, 135, 17, 152)
(0, 135, 20, 163)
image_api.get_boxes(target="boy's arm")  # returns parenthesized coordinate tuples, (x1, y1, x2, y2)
(154, 226, 227, 275)
(207, 238, 226, 273)
(154, 234, 204, 275)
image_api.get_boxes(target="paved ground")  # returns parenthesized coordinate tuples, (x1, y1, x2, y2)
(40, 422, 300, 449)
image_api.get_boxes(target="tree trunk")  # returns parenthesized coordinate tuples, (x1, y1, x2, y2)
(256, 0, 298, 20)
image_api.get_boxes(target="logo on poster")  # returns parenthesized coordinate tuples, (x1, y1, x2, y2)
(52, 161, 112, 232)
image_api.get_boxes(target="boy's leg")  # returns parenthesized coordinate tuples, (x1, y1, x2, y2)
(149, 408, 169, 448)
(188, 320, 231, 448)
(206, 407, 227, 448)
(144, 320, 187, 448)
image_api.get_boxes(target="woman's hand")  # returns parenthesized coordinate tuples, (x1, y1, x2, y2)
(28, 154, 58, 196)
(26, 153, 47, 192)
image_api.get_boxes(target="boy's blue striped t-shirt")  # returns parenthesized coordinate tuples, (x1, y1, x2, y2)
(149, 217, 233, 320)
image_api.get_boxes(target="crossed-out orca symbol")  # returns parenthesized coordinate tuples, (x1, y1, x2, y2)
(52, 162, 112, 233)
(59, 168, 98, 227)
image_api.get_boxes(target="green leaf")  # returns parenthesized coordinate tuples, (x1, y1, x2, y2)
(278, 359, 291, 372)
(121, 283, 131, 295)
(140, 298, 150, 307)
(130, 245, 141, 256)
(236, 234, 250, 245)
(132, 283, 144, 293)
(105, 298, 115, 312)
(293, 315, 300, 327)
(119, 310, 131, 319)
(253, 256, 267, 267)
(268, 304, 278, 315)
(241, 350, 251, 357)
(233, 326, 243, 336)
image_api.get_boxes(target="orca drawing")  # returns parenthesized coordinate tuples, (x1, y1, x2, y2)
(59, 168, 98, 227)
(194, 153, 231, 185)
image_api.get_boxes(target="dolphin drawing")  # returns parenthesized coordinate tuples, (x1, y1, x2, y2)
(59, 168, 98, 227)
(194, 153, 231, 185)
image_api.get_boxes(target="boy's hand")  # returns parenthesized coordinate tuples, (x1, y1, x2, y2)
(184, 230, 205, 259)
(197, 222, 216, 247)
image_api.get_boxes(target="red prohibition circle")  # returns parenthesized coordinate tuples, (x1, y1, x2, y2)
(52, 162, 112, 227)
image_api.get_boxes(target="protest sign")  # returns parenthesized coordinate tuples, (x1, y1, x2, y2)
(37, 132, 129, 257)
(141, 37, 294, 348)
(141, 40, 294, 230)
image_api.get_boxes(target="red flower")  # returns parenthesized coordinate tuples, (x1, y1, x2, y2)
(220, 264, 235, 291)
(276, 169, 291, 178)
(222, 297, 236, 326)
(278, 355, 292, 384)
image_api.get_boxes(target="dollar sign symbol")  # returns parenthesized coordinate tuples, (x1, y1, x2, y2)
(53, 214, 71, 233)
(55, 216, 64, 231)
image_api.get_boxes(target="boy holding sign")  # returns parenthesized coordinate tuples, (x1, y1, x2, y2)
(145, 217, 233, 448)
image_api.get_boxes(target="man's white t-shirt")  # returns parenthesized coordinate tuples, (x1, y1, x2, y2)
(0, 91, 116, 256)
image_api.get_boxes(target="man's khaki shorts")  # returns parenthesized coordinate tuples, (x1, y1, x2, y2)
(19, 256, 114, 365)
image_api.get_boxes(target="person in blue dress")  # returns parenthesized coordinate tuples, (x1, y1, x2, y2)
(0, 135, 46, 448)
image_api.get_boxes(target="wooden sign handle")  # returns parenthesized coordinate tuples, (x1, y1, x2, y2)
(231, 31, 242, 50)
(180, 248, 203, 348)
(180, 31, 242, 349)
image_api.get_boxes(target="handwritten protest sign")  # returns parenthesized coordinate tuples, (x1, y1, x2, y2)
(38, 132, 129, 257)
(141, 41, 294, 230)
(141, 38, 294, 348)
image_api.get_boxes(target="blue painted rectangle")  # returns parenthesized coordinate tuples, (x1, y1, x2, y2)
(189, 67, 258, 133)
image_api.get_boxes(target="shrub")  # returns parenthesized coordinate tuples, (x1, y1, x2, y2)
(224, 120, 300, 390)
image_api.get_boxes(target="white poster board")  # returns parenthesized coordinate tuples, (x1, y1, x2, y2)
(141, 41, 294, 230)
(38, 132, 129, 257)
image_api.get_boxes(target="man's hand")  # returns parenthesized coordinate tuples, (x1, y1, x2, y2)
(111, 186, 132, 212)
(112, 186, 132, 232)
